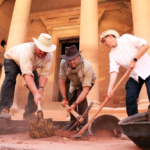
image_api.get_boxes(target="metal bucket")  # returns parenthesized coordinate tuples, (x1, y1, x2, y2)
(119, 106, 150, 150)
(90, 115, 122, 137)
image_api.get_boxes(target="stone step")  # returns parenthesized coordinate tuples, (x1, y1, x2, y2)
(10, 102, 149, 121)
(11, 109, 68, 121)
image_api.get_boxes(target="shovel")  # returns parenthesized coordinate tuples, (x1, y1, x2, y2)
(29, 100, 54, 138)
(73, 69, 130, 138)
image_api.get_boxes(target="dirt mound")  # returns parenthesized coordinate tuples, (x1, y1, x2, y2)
(95, 130, 115, 138)
(54, 129, 116, 141)
(54, 129, 78, 139)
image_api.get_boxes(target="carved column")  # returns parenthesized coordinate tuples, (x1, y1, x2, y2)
(0, 0, 32, 112)
(80, 0, 99, 103)
(131, 0, 150, 107)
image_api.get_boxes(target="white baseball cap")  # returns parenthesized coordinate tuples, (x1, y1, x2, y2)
(99, 30, 120, 45)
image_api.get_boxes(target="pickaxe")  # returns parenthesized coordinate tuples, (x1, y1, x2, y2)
(73, 69, 130, 138)
(64, 101, 94, 131)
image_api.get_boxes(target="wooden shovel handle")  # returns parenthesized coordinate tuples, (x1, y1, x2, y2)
(75, 69, 130, 137)
(111, 69, 130, 93)
(65, 104, 79, 118)
(38, 100, 41, 110)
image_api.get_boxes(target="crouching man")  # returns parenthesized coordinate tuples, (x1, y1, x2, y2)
(0, 33, 56, 120)
(59, 45, 96, 131)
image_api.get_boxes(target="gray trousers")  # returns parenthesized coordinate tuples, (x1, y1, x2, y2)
(0, 59, 39, 118)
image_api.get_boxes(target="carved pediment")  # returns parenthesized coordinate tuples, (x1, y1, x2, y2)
(98, 9, 105, 25)
(39, 14, 80, 34)
(118, 2, 133, 27)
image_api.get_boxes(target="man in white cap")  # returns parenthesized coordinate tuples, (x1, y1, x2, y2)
(100, 29, 150, 116)
(59, 45, 96, 131)
(0, 33, 56, 120)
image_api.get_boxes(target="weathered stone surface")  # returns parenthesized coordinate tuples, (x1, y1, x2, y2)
(2, 0, 147, 112)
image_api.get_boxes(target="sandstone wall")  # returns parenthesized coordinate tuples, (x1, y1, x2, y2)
(98, 1, 133, 107)
(0, 0, 133, 109)
(18, 9, 80, 109)
(0, 0, 15, 66)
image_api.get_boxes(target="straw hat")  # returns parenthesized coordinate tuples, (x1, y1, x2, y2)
(33, 33, 56, 52)
(60, 45, 82, 61)
(99, 30, 120, 45)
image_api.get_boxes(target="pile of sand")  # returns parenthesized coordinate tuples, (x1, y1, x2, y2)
(95, 130, 115, 138)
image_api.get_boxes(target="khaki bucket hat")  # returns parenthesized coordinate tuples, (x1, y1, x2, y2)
(33, 33, 56, 52)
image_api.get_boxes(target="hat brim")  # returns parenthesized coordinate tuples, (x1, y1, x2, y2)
(33, 38, 56, 52)
(60, 51, 82, 60)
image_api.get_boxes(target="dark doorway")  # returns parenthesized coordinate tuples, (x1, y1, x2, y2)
(61, 42, 79, 55)
(1, 40, 6, 48)
(52, 37, 79, 102)
(58, 41, 79, 102)
(0, 40, 6, 76)
(53, 37, 79, 102)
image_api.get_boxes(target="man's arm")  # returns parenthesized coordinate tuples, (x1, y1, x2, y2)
(76, 87, 90, 104)
(67, 86, 90, 113)
(107, 71, 118, 99)
(59, 78, 68, 107)
(23, 74, 42, 105)
(38, 76, 48, 98)
(129, 44, 149, 71)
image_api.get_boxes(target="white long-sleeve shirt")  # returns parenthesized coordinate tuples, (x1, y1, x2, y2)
(109, 34, 150, 82)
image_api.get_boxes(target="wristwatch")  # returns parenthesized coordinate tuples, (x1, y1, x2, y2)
(133, 58, 138, 62)
(39, 86, 44, 91)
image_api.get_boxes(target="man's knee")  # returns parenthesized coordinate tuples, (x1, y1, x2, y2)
(126, 95, 138, 116)
(126, 95, 138, 108)
(6, 71, 18, 80)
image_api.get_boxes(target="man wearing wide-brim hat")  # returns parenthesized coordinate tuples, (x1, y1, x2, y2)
(0, 33, 56, 120)
(100, 29, 150, 116)
(59, 45, 96, 131)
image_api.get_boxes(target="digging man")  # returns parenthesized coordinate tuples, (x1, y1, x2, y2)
(59, 45, 96, 131)
(0, 33, 56, 120)
(100, 29, 150, 116)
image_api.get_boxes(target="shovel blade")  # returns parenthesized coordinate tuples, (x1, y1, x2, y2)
(73, 130, 88, 138)
(29, 118, 54, 138)
(73, 134, 81, 138)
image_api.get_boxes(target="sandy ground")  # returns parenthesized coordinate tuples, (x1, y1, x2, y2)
(0, 129, 142, 150)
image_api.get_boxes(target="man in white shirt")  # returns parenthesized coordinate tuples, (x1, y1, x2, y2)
(100, 29, 150, 116)
(0, 33, 56, 120)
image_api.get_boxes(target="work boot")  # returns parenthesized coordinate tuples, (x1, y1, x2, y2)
(23, 113, 37, 121)
(0, 109, 11, 120)
(62, 123, 76, 131)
